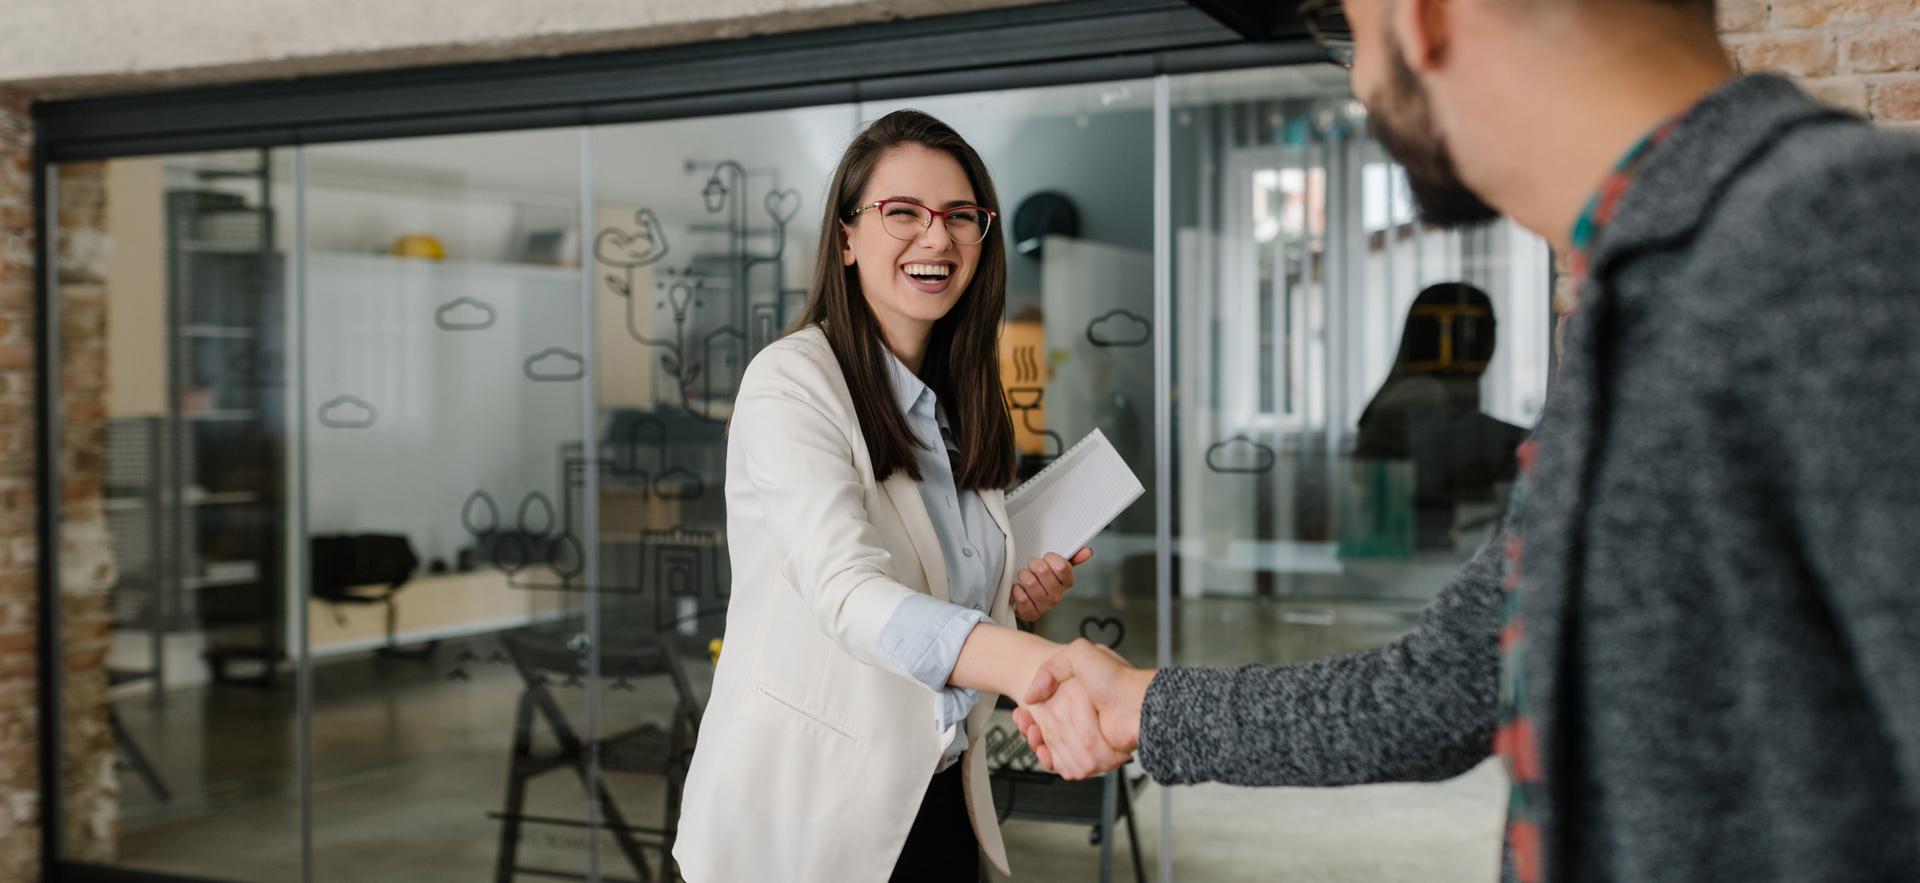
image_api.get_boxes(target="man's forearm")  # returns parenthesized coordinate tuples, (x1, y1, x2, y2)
(1138, 528, 1509, 787)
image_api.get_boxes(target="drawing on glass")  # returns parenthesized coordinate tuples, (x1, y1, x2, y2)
(524, 347, 586, 383)
(598, 158, 797, 422)
(1205, 435, 1277, 474)
(317, 395, 377, 429)
(1086, 308, 1151, 348)
(434, 296, 497, 332)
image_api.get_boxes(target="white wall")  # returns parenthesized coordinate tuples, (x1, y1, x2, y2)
(303, 252, 583, 567)
(105, 158, 167, 417)
(292, 108, 853, 560)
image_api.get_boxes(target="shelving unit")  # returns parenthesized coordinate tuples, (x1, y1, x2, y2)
(163, 150, 289, 686)
(104, 415, 170, 705)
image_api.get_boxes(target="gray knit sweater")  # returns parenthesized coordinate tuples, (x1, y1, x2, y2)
(1138, 75, 1920, 883)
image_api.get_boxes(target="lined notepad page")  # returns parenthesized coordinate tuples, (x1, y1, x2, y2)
(1006, 429, 1145, 566)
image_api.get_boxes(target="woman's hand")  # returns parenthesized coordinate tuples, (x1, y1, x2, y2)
(1012, 548, 1093, 622)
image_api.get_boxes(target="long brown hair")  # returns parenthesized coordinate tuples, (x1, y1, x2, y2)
(792, 109, 1015, 490)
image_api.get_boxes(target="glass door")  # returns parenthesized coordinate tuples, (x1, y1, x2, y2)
(857, 81, 1166, 882)
(295, 127, 598, 881)
(1164, 65, 1550, 881)
(53, 148, 304, 881)
(46, 58, 1555, 883)
(587, 103, 859, 882)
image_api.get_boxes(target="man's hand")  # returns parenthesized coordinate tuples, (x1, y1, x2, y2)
(1012, 638, 1154, 779)
(1012, 548, 1093, 622)
(1017, 675, 1133, 779)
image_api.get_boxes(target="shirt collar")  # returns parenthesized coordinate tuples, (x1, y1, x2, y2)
(1569, 112, 1688, 261)
(883, 347, 934, 418)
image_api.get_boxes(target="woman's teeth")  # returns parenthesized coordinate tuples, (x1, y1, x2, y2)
(904, 263, 951, 279)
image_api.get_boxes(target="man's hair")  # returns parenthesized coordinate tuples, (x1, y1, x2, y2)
(1600, 0, 1717, 23)
(1662, 0, 1716, 20)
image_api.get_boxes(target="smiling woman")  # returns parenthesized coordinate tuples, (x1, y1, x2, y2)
(673, 110, 1095, 883)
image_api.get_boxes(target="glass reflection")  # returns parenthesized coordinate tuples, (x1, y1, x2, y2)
(1166, 65, 1545, 882)
(50, 63, 1551, 883)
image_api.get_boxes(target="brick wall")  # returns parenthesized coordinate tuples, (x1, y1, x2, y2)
(0, 98, 119, 881)
(1553, 0, 1919, 375)
(0, 88, 40, 883)
(1721, 0, 1920, 126)
(55, 160, 118, 866)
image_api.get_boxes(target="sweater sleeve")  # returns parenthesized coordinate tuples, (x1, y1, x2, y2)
(1137, 526, 1507, 787)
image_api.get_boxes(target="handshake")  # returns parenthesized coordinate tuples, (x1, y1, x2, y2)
(1011, 638, 1158, 780)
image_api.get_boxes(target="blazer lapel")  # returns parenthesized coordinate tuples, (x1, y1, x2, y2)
(981, 488, 1016, 624)
(882, 473, 950, 603)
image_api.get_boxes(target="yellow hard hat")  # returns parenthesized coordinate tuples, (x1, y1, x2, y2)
(390, 233, 446, 261)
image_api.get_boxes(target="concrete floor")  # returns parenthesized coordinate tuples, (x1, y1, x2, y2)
(100, 588, 1506, 882)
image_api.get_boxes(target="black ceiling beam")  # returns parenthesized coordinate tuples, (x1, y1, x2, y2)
(1180, 0, 1313, 42)
(35, 0, 1321, 162)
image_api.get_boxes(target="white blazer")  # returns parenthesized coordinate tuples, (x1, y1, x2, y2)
(673, 325, 1019, 882)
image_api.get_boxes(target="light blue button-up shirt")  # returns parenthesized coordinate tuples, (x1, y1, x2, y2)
(873, 351, 1008, 773)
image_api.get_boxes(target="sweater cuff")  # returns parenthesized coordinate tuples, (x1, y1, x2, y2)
(1137, 666, 1232, 784)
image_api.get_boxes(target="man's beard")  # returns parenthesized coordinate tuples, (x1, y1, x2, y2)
(1365, 40, 1501, 228)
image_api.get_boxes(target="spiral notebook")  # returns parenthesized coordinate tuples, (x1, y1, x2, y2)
(1006, 429, 1145, 565)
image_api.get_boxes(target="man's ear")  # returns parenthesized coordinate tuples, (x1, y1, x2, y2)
(1396, 0, 1454, 73)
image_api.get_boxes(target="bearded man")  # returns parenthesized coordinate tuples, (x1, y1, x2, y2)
(1013, 1, 1920, 880)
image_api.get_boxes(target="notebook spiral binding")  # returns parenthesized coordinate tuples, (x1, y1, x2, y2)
(1005, 428, 1108, 505)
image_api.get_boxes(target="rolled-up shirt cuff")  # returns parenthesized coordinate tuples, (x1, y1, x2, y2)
(935, 686, 979, 734)
(878, 593, 988, 729)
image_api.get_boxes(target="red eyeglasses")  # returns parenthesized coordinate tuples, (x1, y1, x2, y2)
(847, 200, 997, 246)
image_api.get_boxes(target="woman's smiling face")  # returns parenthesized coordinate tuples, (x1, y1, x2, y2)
(840, 143, 984, 347)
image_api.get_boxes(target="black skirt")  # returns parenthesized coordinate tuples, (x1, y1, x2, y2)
(888, 763, 980, 882)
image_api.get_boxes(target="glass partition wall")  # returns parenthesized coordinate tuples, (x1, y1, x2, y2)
(50, 63, 1549, 883)
(1164, 66, 1539, 882)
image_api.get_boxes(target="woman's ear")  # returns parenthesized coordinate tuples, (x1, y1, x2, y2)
(840, 222, 857, 267)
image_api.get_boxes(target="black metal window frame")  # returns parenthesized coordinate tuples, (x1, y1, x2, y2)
(31, 1, 1317, 880)
(35, 0, 1316, 162)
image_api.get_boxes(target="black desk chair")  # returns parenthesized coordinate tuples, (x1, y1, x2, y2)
(492, 627, 702, 883)
(309, 533, 432, 660)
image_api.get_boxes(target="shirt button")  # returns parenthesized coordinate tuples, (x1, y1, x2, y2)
(962, 548, 974, 558)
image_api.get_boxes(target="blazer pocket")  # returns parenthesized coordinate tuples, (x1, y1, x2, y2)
(754, 682, 858, 745)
